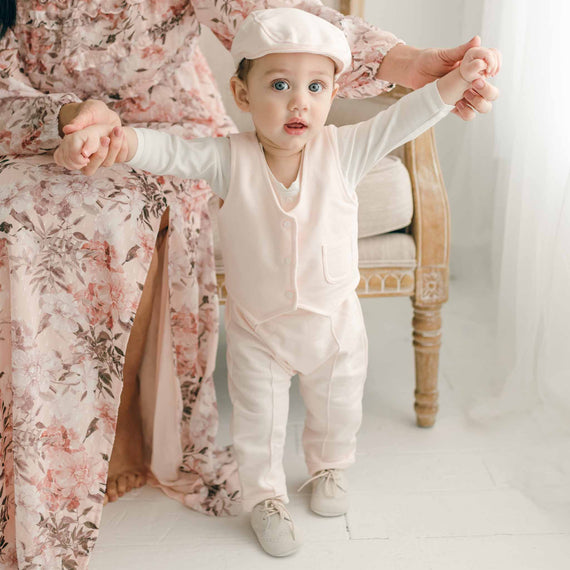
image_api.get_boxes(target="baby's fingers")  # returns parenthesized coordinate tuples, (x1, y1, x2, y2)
(80, 133, 102, 160)
(488, 48, 502, 77)
(54, 145, 89, 171)
(461, 58, 488, 82)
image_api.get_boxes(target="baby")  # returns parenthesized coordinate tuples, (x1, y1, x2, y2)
(54, 7, 500, 558)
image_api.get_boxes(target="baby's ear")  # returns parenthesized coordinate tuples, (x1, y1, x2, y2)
(230, 76, 250, 112)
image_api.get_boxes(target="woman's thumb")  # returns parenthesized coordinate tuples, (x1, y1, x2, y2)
(62, 109, 93, 135)
(443, 35, 481, 63)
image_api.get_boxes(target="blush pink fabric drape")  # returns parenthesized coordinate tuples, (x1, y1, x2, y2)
(0, 0, 399, 567)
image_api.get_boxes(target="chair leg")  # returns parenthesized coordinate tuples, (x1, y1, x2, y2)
(411, 302, 443, 427)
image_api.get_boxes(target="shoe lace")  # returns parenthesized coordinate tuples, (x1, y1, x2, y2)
(261, 499, 296, 540)
(297, 469, 346, 496)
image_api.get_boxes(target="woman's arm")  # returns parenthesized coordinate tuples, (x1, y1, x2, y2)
(0, 27, 81, 155)
(377, 36, 501, 120)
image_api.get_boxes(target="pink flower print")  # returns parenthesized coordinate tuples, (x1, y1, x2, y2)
(70, 357, 100, 388)
(75, 273, 138, 328)
(0, 183, 34, 219)
(141, 44, 166, 66)
(171, 309, 199, 337)
(179, 179, 210, 220)
(50, 177, 100, 210)
(41, 448, 106, 512)
(0, 129, 11, 148)
(14, 470, 43, 514)
(175, 341, 198, 378)
(136, 227, 157, 264)
(12, 347, 60, 398)
(95, 400, 117, 434)
(80, 239, 122, 273)
(39, 425, 76, 454)
(22, 26, 53, 58)
(41, 292, 87, 333)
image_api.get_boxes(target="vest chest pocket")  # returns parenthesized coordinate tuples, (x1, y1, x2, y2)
(322, 240, 353, 284)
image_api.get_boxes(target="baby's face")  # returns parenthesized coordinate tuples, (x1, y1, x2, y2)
(232, 52, 338, 156)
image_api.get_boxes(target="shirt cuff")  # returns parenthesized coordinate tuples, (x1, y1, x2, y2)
(126, 128, 145, 167)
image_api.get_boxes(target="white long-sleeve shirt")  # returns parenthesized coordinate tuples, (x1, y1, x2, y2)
(127, 81, 453, 206)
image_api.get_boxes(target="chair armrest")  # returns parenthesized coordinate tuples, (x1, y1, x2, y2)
(405, 127, 450, 305)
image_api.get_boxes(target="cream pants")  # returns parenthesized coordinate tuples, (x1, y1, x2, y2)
(225, 292, 368, 512)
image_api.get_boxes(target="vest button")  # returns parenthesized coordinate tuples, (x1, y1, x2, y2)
(285, 290, 294, 299)
(283, 257, 291, 265)
(282, 219, 291, 228)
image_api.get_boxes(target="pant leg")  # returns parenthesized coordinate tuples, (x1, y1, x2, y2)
(298, 293, 369, 475)
(225, 298, 294, 511)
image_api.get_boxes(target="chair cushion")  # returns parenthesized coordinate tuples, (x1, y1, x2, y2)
(358, 232, 416, 268)
(356, 155, 413, 238)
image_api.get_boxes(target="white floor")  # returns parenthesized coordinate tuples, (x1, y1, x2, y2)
(91, 278, 570, 569)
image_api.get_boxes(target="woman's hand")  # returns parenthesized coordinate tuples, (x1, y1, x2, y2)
(58, 99, 127, 175)
(379, 36, 501, 121)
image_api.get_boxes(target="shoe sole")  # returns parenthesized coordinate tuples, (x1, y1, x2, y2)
(255, 537, 301, 557)
(310, 507, 346, 517)
(267, 546, 300, 557)
(253, 532, 301, 557)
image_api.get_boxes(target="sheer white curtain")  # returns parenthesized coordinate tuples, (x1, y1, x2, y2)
(448, 0, 570, 420)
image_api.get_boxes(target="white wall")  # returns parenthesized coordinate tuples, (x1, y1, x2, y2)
(364, 0, 483, 214)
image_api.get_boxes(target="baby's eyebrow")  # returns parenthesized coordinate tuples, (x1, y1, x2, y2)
(263, 69, 291, 77)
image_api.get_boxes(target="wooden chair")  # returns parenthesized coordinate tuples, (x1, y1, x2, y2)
(212, 84, 449, 428)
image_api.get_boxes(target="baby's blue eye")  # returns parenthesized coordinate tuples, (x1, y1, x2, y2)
(272, 80, 289, 91)
(308, 82, 323, 93)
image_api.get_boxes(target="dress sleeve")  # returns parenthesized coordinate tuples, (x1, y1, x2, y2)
(126, 128, 230, 199)
(0, 28, 81, 155)
(191, 0, 403, 99)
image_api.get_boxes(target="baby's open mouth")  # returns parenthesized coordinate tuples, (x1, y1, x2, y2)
(284, 119, 308, 134)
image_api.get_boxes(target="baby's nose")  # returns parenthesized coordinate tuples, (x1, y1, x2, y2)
(288, 92, 308, 111)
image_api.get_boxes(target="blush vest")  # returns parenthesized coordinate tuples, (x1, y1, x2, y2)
(217, 127, 359, 323)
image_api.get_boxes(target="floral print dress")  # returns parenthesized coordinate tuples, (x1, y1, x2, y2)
(0, 0, 399, 567)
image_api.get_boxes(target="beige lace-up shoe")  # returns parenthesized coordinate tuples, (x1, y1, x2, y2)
(298, 469, 348, 517)
(250, 498, 301, 557)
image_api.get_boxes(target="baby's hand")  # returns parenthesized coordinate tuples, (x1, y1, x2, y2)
(459, 47, 501, 83)
(54, 124, 115, 172)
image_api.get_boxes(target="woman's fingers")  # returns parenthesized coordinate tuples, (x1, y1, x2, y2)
(62, 107, 96, 135)
(463, 89, 493, 114)
(472, 78, 500, 102)
(469, 79, 500, 115)
(452, 101, 477, 121)
(62, 99, 121, 135)
(81, 137, 110, 176)
(116, 137, 131, 163)
(102, 127, 124, 166)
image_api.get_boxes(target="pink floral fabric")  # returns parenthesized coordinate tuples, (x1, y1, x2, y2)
(0, 1, 399, 568)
